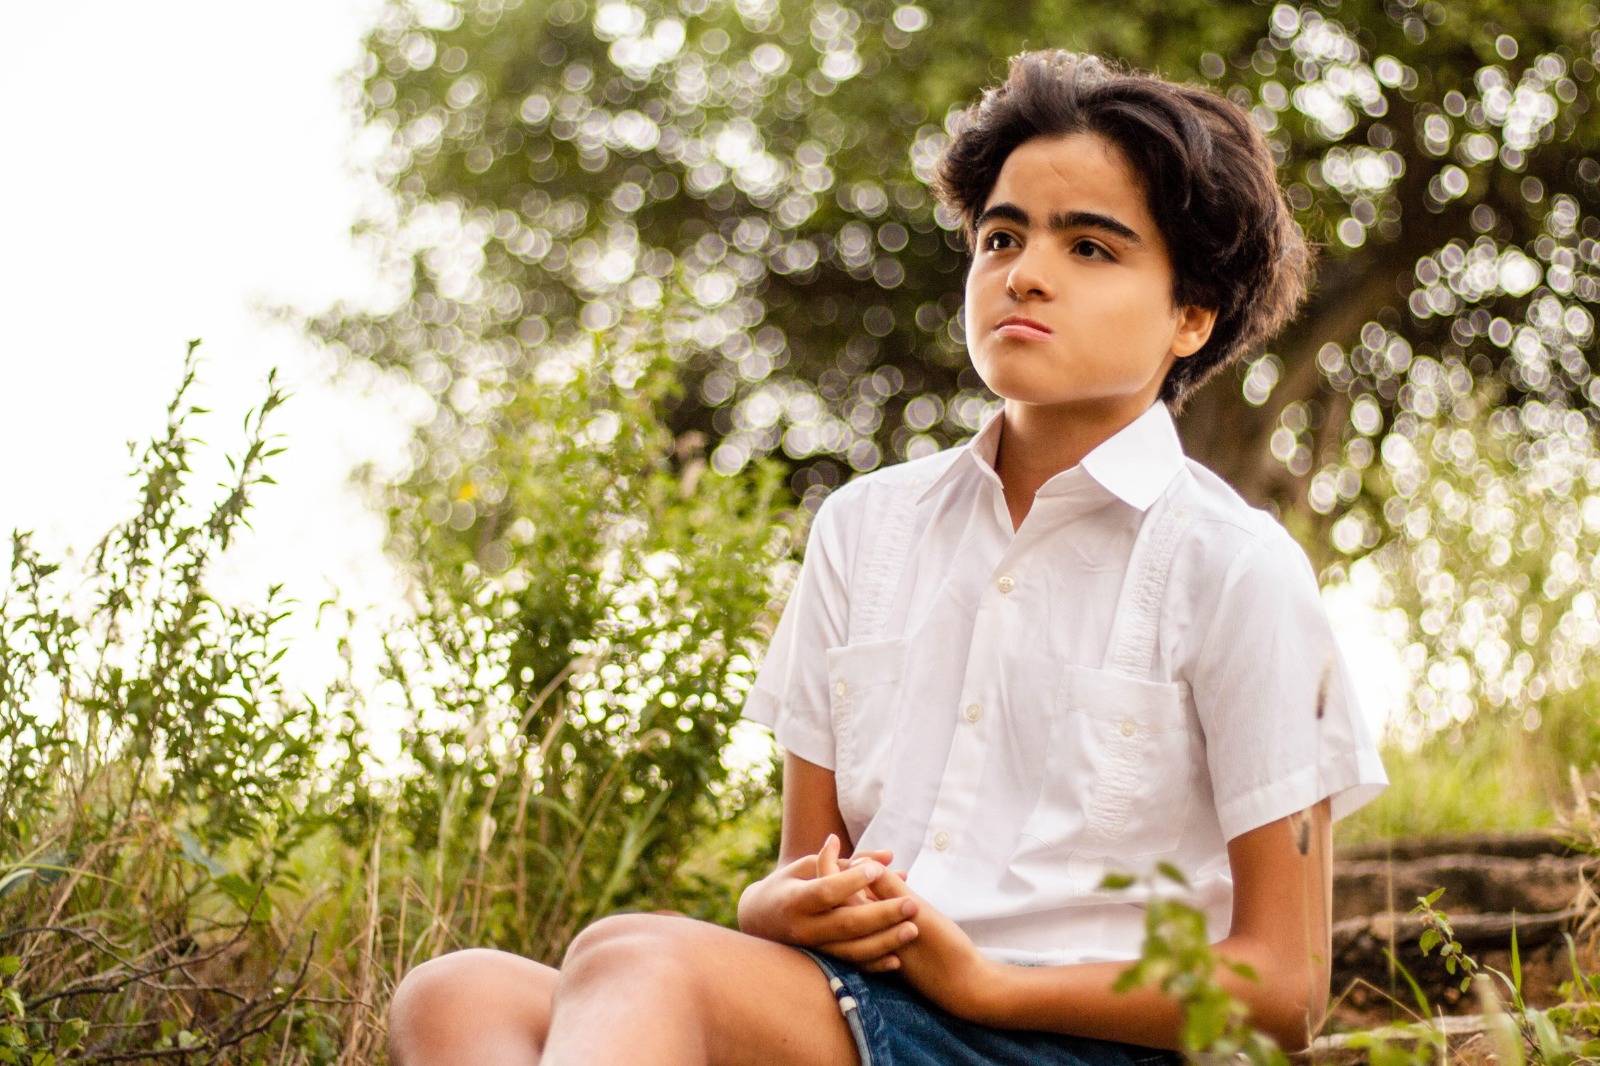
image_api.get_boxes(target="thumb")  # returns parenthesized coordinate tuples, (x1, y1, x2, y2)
(818, 833, 842, 877)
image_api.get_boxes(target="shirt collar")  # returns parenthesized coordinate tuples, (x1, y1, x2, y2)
(1075, 402, 1187, 511)
(918, 402, 1186, 512)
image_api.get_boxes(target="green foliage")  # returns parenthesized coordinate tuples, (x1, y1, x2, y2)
(1, 332, 793, 1059)
(1414, 887, 1484, 994)
(360, 313, 795, 963)
(0, 343, 326, 1059)
(0, 347, 316, 858)
(1336, 672, 1600, 844)
(0, 954, 88, 1066)
(1342, 891, 1600, 1066)
(1336, 728, 1555, 844)
(1106, 865, 1290, 1066)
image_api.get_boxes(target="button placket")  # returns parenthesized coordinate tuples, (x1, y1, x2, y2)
(923, 609, 1000, 870)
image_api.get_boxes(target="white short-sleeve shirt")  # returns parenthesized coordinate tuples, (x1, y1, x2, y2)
(742, 402, 1388, 967)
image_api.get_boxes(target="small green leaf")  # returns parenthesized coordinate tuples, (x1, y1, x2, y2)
(1099, 872, 1136, 891)
(1422, 887, 1446, 907)
(1509, 918, 1522, 997)
(1419, 928, 1440, 954)
(215, 873, 270, 919)
(1530, 1010, 1563, 1058)
(1155, 862, 1190, 887)
(0, 957, 18, 978)
(57, 1018, 88, 1050)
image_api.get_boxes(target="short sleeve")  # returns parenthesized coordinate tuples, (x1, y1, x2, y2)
(740, 495, 852, 769)
(1190, 530, 1388, 841)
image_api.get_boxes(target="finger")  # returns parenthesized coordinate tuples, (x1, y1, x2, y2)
(840, 852, 893, 905)
(870, 869, 913, 900)
(859, 954, 902, 973)
(857, 871, 917, 911)
(779, 852, 821, 881)
(809, 861, 888, 909)
(846, 849, 894, 867)
(818, 834, 842, 878)
(817, 920, 919, 965)
(804, 895, 916, 942)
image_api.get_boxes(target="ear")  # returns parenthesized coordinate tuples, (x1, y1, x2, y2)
(1171, 306, 1218, 359)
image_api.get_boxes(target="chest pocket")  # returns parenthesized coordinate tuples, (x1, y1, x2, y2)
(1019, 664, 1196, 859)
(826, 638, 910, 846)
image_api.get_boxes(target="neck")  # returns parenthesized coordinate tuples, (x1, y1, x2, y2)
(993, 401, 1153, 530)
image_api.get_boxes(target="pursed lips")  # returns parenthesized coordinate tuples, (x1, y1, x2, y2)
(994, 315, 1054, 341)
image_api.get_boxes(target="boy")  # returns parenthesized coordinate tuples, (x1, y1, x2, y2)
(388, 50, 1387, 1065)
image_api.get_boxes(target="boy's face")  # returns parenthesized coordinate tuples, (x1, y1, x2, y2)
(963, 133, 1215, 428)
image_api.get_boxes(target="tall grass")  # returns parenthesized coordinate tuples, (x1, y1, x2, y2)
(1337, 685, 1600, 846)
(0, 337, 791, 1062)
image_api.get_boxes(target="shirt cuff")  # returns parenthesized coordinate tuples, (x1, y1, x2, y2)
(740, 688, 836, 770)
(1213, 746, 1389, 842)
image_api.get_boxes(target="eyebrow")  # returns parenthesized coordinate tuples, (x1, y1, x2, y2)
(973, 202, 1145, 247)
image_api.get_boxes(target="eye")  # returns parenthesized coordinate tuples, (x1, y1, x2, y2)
(1071, 238, 1114, 260)
(981, 229, 1019, 252)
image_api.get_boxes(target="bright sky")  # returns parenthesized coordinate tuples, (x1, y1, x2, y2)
(1, 0, 412, 698)
(0, 2, 1407, 741)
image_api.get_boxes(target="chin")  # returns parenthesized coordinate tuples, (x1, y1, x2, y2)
(972, 369, 1074, 408)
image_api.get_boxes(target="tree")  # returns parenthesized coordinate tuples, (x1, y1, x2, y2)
(308, 0, 1600, 736)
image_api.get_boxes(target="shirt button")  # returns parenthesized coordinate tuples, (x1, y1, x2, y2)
(1120, 718, 1137, 737)
(933, 831, 952, 851)
(963, 703, 983, 723)
(835, 681, 848, 697)
(996, 574, 1016, 594)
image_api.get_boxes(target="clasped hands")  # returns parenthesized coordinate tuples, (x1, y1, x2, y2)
(738, 834, 996, 1016)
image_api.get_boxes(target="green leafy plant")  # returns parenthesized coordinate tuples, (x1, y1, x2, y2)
(0, 343, 323, 1059)
(1105, 865, 1289, 1066)
(344, 311, 796, 978)
(1, 328, 795, 1060)
(1341, 889, 1600, 1066)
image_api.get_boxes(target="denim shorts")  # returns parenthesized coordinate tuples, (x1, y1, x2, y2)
(799, 949, 1182, 1066)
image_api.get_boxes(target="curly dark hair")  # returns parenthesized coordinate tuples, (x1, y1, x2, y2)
(935, 51, 1312, 409)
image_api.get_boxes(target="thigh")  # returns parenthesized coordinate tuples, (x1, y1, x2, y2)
(556, 913, 859, 1066)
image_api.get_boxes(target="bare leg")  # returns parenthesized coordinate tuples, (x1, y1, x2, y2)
(543, 913, 857, 1066)
(388, 947, 559, 1066)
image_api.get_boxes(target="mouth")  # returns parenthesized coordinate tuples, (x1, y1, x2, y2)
(993, 315, 1053, 341)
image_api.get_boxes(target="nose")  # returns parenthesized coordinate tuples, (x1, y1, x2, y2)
(1005, 245, 1053, 300)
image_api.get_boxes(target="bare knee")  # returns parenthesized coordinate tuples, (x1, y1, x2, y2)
(557, 913, 705, 1000)
(389, 948, 557, 1066)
